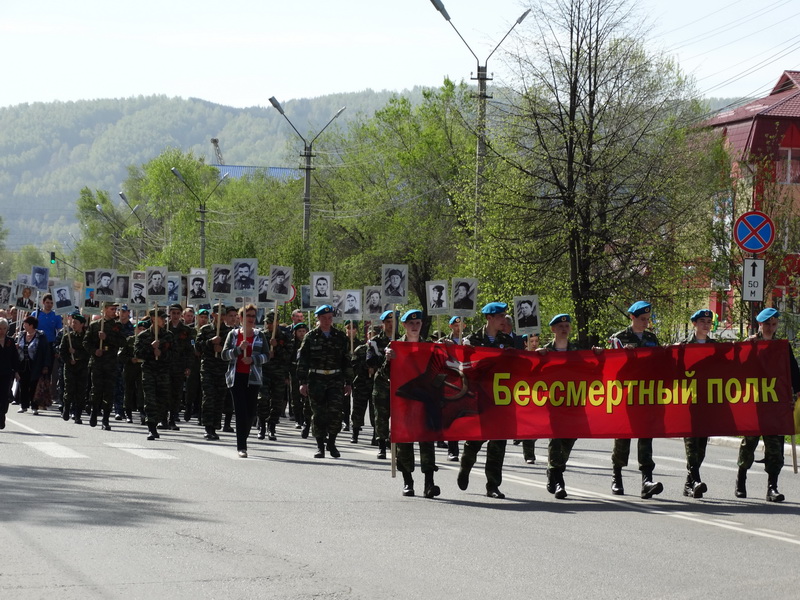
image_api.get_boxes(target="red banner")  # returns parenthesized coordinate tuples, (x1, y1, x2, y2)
(389, 340, 795, 443)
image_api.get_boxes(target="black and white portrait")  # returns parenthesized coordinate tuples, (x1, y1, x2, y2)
(167, 273, 181, 304)
(53, 282, 75, 314)
(130, 271, 146, 305)
(331, 290, 344, 321)
(212, 264, 232, 297)
(232, 259, 257, 293)
(146, 267, 168, 303)
(343, 290, 361, 319)
(451, 278, 477, 316)
(363, 286, 383, 318)
(0, 283, 12, 307)
(94, 269, 117, 300)
(30, 266, 49, 292)
(310, 272, 333, 304)
(426, 279, 449, 316)
(382, 264, 408, 303)
(189, 274, 208, 300)
(115, 274, 130, 301)
(513, 295, 541, 334)
(300, 285, 312, 311)
(268, 265, 293, 301)
(84, 271, 95, 288)
(257, 276, 270, 305)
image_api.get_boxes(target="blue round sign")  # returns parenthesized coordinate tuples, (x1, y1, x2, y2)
(733, 211, 775, 254)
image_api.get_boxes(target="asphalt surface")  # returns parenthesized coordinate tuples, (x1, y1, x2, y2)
(2, 408, 799, 599)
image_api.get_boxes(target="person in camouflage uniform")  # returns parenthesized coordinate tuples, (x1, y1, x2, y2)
(296, 305, 353, 459)
(113, 304, 135, 421)
(289, 321, 311, 436)
(183, 306, 202, 423)
(341, 320, 362, 431)
(386, 309, 440, 498)
(457, 302, 516, 499)
(83, 301, 127, 430)
(350, 324, 380, 444)
(257, 311, 292, 441)
(165, 303, 194, 430)
(679, 309, 716, 499)
(135, 309, 174, 441)
(536, 313, 582, 500)
(118, 319, 148, 424)
(607, 300, 664, 499)
(60, 313, 90, 424)
(437, 315, 464, 462)
(368, 310, 397, 459)
(195, 305, 236, 440)
(736, 307, 800, 502)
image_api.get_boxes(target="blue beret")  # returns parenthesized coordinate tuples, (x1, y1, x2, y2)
(449, 316, 461, 325)
(628, 301, 651, 317)
(690, 309, 713, 322)
(118, 304, 130, 311)
(314, 305, 334, 316)
(380, 310, 396, 321)
(549, 313, 571, 326)
(756, 307, 779, 322)
(481, 302, 508, 315)
(401, 309, 423, 322)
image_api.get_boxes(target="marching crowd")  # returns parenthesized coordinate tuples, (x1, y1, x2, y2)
(0, 294, 797, 504)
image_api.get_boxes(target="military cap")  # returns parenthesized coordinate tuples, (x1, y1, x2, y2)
(71, 314, 87, 324)
(169, 303, 183, 312)
(117, 304, 130, 311)
(266, 311, 276, 323)
(388, 268, 402, 278)
(380, 310, 396, 321)
(690, 309, 713, 322)
(449, 316, 461, 325)
(756, 307, 779, 322)
(133, 282, 144, 289)
(481, 302, 508, 315)
(197, 308, 210, 316)
(315, 304, 334, 316)
(136, 319, 150, 328)
(433, 284, 444, 292)
(148, 308, 167, 318)
(401, 309, 423, 322)
(274, 269, 286, 277)
(292, 322, 309, 332)
(627, 301, 651, 317)
(69, 310, 82, 318)
(344, 319, 353, 326)
(100, 301, 118, 309)
(549, 313, 571, 326)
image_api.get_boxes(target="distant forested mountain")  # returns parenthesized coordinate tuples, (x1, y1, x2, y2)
(0, 89, 424, 251)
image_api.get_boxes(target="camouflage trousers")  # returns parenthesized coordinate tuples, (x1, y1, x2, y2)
(89, 357, 118, 418)
(683, 436, 709, 470)
(738, 435, 784, 476)
(201, 367, 228, 429)
(63, 366, 88, 420)
(290, 372, 311, 425)
(350, 381, 373, 430)
(123, 363, 143, 414)
(308, 375, 345, 439)
(142, 364, 170, 425)
(372, 375, 390, 440)
(396, 441, 437, 474)
(548, 438, 577, 472)
(258, 368, 288, 425)
(460, 439, 507, 489)
(612, 438, 655, 471)
(168, 369, 186, 421)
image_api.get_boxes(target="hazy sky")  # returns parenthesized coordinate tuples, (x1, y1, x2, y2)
(2, 0, 798, 109)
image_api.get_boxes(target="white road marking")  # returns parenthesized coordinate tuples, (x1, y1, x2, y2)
(23, 442, 87, 459)
(105, 442, 176, 460)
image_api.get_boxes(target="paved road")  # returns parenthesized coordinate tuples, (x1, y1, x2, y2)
(1, 408, 799, 599)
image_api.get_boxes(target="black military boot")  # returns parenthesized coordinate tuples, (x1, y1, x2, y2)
(735, 467, 747, 498)
(401, 470, 415, 497)
(690, 467, 707, 498)
(457, 460, 471, 491)
(257, 419, 266, 440)
(350, 427, 360, 444)
(267, 422, 277, 441)
(423, 471, 440, 499)
(61, 403, 70, 421)
(204, 425, 216, 440)
(766, 473, 785, 503)
(611, 466, 624, 495)
(222, 414, 234, 433)
(101, 409, 112, 431)
(327, 434, 341, 458)
(377, 439, 387, 459)
(314, 437, 326, 459)
(89, 408, 98, 428)
(641, 468, 664, 499)
(146, 422, 159, 441)
(546, 469, 556, 494)
(683, 473, 694, 497)
(126, 410, 134, 424)
(168, 414, 180, 431)
(554, 470, 568, 500)
(301, 423, 310, 439)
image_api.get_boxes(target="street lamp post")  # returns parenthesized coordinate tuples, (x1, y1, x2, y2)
(430, 0, 530, 238)
(269, 96, 345, 249)
(170, 169, 229, 269)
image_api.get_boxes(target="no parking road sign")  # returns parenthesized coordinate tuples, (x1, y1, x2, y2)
(733, 211, 775, 254)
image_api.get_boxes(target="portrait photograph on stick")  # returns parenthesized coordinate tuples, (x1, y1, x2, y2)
(268, 265, 293, 302)
(146, 266, 168, 304)
(211, 264, 232, 298)
(232, 258, 257, 294)
(381, 263, 408, 304)
(94, 269, 117, 301)
(451, 277, 478, 317)
(310, 272, 333, 304)
(363, 286, 383, 318)
(513, 295, 541, 335)
(426, 279, 449, 316)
